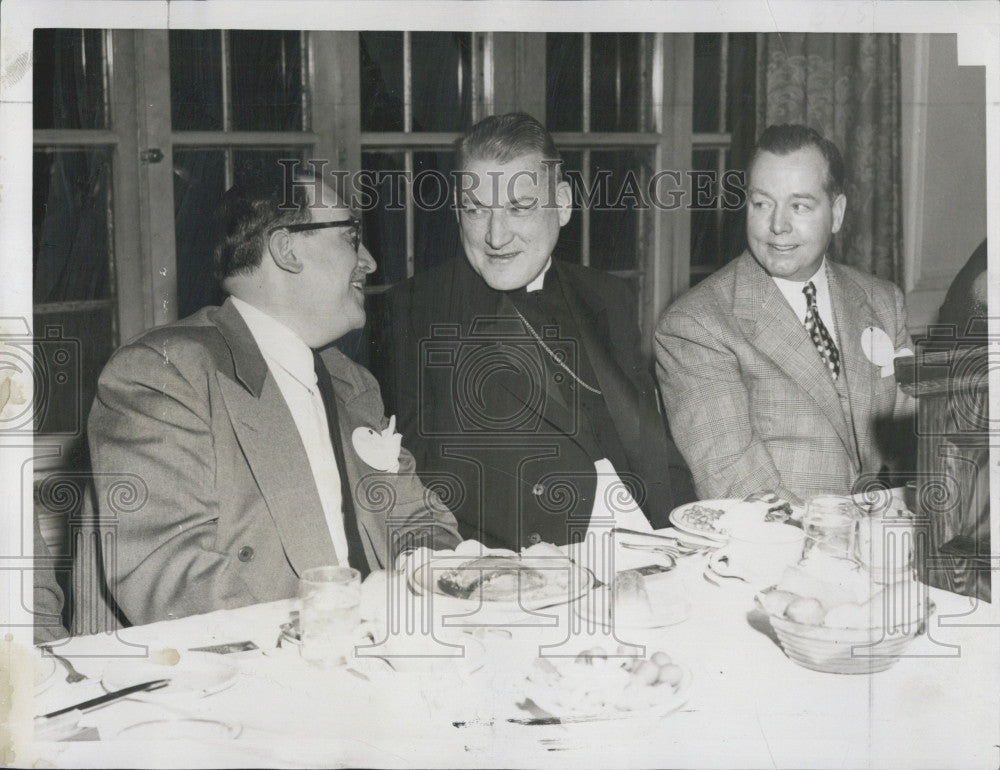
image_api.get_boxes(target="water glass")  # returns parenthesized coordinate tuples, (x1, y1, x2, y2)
(800, 496, 860, 564)
(299, 566, 361, 667)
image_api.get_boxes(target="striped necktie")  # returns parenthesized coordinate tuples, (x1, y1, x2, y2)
(803, 281, 840, 380)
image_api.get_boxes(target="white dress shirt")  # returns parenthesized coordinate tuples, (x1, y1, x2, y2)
(231, 297, 352, 565)
(771, 257, 839, 346)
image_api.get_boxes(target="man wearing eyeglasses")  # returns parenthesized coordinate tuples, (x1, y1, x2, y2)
(87, 169, 460, 626)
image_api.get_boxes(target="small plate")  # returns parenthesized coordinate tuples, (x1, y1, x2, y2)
(668, 499, 793, 542)
(523, 648, 693, 721)
(34, 655, 58, 693)
(574, 586, 690, 629)
(408, 550, 594, 613)
(115, 718, 242, 740)
(102, 652, 238, 701)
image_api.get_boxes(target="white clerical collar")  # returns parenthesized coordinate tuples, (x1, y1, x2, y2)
(525, 258, 553, 293)
(231, 297, 317, 388)
(771, 257, 830, 296)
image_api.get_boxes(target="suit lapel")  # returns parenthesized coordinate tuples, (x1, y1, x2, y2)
(733, 253, 855, 459)
(827, 261, 877, 466)
(213, 300, 337, 574)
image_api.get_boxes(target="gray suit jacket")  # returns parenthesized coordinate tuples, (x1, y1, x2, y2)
(88, 299, 460, 626)
(655, 252, 915, 500)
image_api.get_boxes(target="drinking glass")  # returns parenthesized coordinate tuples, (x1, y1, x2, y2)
(800, 496, 860, 564)
(299, 566, 361, 667)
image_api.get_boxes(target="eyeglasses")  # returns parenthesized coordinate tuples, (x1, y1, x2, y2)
(270, 216, 362, 253)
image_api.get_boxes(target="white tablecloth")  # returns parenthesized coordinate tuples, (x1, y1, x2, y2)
(26, 538, 1000, 769)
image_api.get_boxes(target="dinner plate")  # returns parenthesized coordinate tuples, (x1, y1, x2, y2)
(101, 652, 239, 701)
(34, 654, 58, 693)
(407, 547, 594, 613)
(668, 499, 794, 542)
(522, 649, 693, 721)
(114, 718, 242, 740)
(574, 586, 691, 629)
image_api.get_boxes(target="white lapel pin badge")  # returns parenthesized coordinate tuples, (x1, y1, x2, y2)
(861, 326, 913, 377)
(352, 414, 402, 473)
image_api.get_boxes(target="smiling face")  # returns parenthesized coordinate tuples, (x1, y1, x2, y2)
(456, 152, 571, 291)
(746, 147, 847, 282)
(293, 184, 376, 344)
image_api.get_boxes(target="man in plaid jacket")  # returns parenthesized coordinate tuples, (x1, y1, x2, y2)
(655, 125, 915, 503)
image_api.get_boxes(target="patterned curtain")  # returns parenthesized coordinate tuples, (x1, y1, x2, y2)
(756, 34, 902, 283)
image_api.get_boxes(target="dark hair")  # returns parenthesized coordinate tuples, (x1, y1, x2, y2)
(748, 124, 845, 197)
(211, 166, 317, 282)
(455, 112, 562, 180)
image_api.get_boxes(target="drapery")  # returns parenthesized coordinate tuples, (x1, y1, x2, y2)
(756, 34, 902, 283)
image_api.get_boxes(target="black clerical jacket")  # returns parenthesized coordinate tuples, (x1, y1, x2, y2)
(377, 257, 695, 550)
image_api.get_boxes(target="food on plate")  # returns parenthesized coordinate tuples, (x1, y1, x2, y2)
(759, 556, 928, 633)
(784, 597, 825, 624)
(755, 589, 799, 617)
(612, 570, 653, 619)
(526, 644, 686, 714)
(436, 556, 566, 601)
(862, 582, 925, 631)
(775, 559, 870, 610)
(679, 504, 726, 532)
(822, 602, 869, 629)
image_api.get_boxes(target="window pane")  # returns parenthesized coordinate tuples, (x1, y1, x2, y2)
(33, 29, 107, 130)
(590, 33, 640, 132)
(33, 149, 112, 304)
(33, 307, 114, 434)
(229, 31, 305, 131)
(360, 32, 405, 132)
(173, 149, 226, 318)
(553, 150, 583, 263)
(588, 150, 648, 272)
(410, 33, 472, 132)
(360, 152, 408, 286)
(725, 33, 757, 139)
(689, 149, 722, 269)
(693, 34, 722, 133)
(546, 33, 583, 132)
(412, 150, 461, 273)
(169, 30, 223, 131)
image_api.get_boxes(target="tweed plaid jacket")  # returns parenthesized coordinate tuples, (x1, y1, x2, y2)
(655, 252, 915, 501)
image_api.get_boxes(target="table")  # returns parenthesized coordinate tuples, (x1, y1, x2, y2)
(26, 536, 1000, 769)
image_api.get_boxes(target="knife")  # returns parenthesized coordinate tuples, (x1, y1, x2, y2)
(37, 679, 171, 719)
(612, 527, 719, 547)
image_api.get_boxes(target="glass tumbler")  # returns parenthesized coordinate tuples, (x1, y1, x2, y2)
(800, 496, 861, 564)
(298, 566, 361, 667)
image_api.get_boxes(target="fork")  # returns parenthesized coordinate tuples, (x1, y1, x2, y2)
(41, 645, 88, 683)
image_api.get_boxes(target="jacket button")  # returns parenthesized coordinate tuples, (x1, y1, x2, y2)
(527, 533, 542, 545)
(237, 546, 254, 562)
(531, 483, 545, 496)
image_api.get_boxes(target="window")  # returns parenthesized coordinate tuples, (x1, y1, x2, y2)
(32, 31, 744, 402)
(689, 33, 757, 284)
(33, 29, 115, 437)
(359, 31, 479, 288)
(546, 32, 660, 311)
(169, 30, 311, 317)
